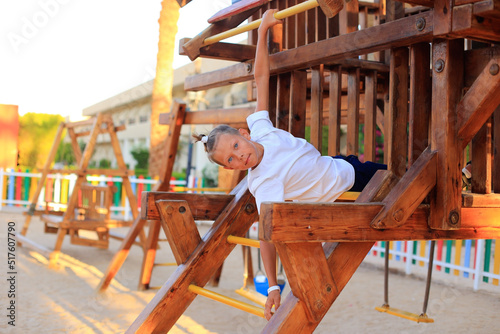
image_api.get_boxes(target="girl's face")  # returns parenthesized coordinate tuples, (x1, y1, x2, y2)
(211, 129, 263, 170)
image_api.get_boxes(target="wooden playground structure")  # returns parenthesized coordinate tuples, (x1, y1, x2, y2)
(104, 0, 499, 332)
(18, 114, 141, 266)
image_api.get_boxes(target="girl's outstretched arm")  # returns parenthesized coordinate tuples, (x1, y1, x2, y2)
(254, 9, 282, 112)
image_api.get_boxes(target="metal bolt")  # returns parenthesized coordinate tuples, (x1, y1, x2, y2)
(449, 210, 459, 225)
(179, 206, 186, 213)
(392, 209, 404, 223)
(246, 63, 252, 73)
(490, 63, 499, 76)
(416, 18, 426, 31)
(245, 203, 255, 214)
(326, 284, 332, 293)
(435, 59, 445, 73)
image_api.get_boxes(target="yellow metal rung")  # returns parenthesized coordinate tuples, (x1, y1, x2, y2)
(227, 235, 260, 248)
(375, 305, 434, 323)
(235, 287, 266, 307)
(189, 284, 266, 318)
(153, 262, 177, 267)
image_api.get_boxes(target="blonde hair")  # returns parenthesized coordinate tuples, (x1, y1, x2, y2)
(192, 125, 240, 165)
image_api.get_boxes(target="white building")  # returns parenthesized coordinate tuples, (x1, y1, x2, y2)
(82, 58, 250, 181)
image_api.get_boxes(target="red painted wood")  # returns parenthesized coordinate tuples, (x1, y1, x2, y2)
(208, 0, 271, 23)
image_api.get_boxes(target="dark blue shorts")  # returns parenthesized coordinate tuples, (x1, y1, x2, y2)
(333, 155, 387, 192)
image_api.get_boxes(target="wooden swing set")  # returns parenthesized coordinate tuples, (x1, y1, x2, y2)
(97, 0, 500, 332)
(18, 114, 141, 266)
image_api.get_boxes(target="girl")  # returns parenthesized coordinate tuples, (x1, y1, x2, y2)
(194, 9, 386, 320)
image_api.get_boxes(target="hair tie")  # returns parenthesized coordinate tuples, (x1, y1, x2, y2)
(201, 135, 208, 143)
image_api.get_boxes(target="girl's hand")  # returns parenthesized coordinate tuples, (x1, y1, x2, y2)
(258, 9, 282, 34)
(264, 290, 281, 320)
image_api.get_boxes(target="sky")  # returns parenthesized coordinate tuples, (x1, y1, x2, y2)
(0, 0, 233, 120)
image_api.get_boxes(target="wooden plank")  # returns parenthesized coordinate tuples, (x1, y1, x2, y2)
(409, 43, 431, 165)
(126, 181, 258, 333)
(182, 7, 262, 60)
(159, 107, 253, 126)
(471, 119, 492, 193)
(430, 39, 464, 230)
(451, 4, 500, 41)
(141, 191, 234, 221)
(371, 147, 437, 229)
(387, 47, 409, 177)
(290, 70, 307, 138)
(274, 242, 337, 322)
(434, 0, 454, 35)
(462, 192, 500, 207)
(261, 201, 500, 242)
(159, 100, 186, 188)
(179, 39, 256, 62)
(328, 65, 342, 156)
(138, 220, 162, 290)
(277, 73, 292, 131)
(156, 200, 202, 264)
(310, 65, 324, 151)
(184, 11, 433, 92)
(339, 0, 359, 34)
(457, 56, 500, 147)
(347, 68, 360, 156)
(207, 0, 271, 23)
(364, 71, 377, 161)
(474, 0, 500, 19)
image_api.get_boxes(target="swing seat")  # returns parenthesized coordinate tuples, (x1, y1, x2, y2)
(375, 305, 434, 323)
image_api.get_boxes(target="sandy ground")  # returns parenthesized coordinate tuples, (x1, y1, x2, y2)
(1, 209, 499, 334)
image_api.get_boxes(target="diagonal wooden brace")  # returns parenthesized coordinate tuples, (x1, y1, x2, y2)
(370, 147, 437, 229)
(457, 55, 500, 148)
(126, 181, 258, 333)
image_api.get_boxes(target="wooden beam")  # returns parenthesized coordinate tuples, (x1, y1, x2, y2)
(156, 200, 202, 264)
(184, 11, 433, 91)
(159, 107, 254, 126)
(141, 191, 234, 221)
(126, 181, 258, 333)
(364, 70, 377, 161)
(347, 68, 360, 155)
(181, 7, 262, 61)
(387, 47, 409, 178)
(457, 56, 500, 146)
(260, 202, 500, 242)
(430, 39, 464, 230)
(179, 38, 256, 62)
(452, 4, 500, 42)
(371, 147, 437, 229)
(310, 65, 324, 151)
(409, 43, 431, 165)
(328, 65, 342, 156)
(290, 70, 307, 138)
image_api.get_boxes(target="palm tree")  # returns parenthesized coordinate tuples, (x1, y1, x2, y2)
(149, 0, 180, 178)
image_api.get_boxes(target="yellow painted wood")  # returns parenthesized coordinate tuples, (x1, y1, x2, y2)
(188, 285, 266, 318)
(454, 240, 462, 276)
(203, 0, 320, 46)
(375, 305, 434, 323)
(235, 287, 266, 307)
(227, 235, 260, 248)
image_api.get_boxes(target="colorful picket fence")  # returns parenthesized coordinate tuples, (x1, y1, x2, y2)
(369, 240, 500, 291)
(0, 168, 192, 220)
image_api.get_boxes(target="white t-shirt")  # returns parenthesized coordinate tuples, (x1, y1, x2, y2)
(247, 110, 355, 214)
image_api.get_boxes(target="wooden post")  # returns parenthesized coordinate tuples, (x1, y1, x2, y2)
(347, 68, 360, 156)
(409, 43, 431, 166)
(290, 70, 307, 138)
(310, 65, 324, 151)
(430, 39, 464, 230)
(387, 47, 409, 178)
(328, 65, 343, 156)
(364, 70, 377, 162)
